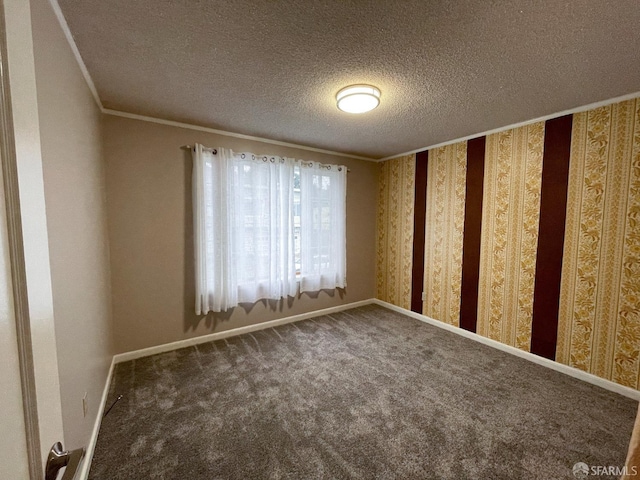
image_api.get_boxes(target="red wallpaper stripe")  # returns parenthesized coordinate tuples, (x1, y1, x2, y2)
(530, 114, 573, 359)
(459, 136, 486, 333)
(410, 151, 429, 313)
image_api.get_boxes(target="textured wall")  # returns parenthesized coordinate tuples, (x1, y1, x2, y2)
(422, 143, 466, 327)
(31, 0, 113, 450)
(557, 99, 640, 388)
(375, 154, 415, 310)
(375, 97, 640, 390)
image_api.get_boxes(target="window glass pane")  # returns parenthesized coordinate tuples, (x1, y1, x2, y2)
(294, 166, 301, 274)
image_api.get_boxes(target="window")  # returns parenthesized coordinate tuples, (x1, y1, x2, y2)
(293, 167, 301, 274)
(298, 163, 347, 293)
(192, 145, 347, 314)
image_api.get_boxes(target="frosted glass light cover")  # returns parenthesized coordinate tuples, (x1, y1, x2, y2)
(336, 85, 381, 114)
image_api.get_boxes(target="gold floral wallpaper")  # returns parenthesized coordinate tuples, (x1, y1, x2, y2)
(422, 142, 467, 327)
(375, 97, 640, 390)
(375, 154, 415, 310)
(476, 123, 545, 351)
(557, 98, 640, 388)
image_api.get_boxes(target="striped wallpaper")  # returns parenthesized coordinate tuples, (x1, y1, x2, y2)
(557, 100, 640, 388)
(375, 97, 640, 390)
(422, 142, 467, 327)
(376, 154, 415, 310)
(476, 122, 544, 351)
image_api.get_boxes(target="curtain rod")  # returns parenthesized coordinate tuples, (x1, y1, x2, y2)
(181, 144, 217, 154)
(181, 145, 350, 172)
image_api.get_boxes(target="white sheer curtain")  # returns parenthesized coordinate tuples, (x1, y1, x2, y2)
(298, 161, 347, 293)
(192, 145, 297, 313)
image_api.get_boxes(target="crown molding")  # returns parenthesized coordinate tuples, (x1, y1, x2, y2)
(47, 0, 102, 110)
(378, 90, 640, 162)
(102, 109, 377, 161)
(43, 1, 640, 165)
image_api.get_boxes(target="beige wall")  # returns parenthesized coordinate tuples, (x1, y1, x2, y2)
(31, 0, 113, 450)
(103, 115, 378, 353)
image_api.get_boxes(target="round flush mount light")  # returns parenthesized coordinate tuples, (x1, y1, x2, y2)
(336, 84, 381, 114)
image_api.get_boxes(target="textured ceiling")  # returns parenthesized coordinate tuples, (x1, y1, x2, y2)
(57, 0, 640, 159)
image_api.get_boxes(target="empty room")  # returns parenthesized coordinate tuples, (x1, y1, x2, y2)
(2, 0, 640, 479)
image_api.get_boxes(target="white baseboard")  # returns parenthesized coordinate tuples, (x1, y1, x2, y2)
(113, 299, 373, 364)
(77, 356, 115, 480)
(80, 297, 639, 477)
(78, 299, 372, 477)
(373, 299, 640, 401)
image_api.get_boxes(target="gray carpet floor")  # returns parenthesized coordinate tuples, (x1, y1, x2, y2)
(89, 305, 637, 479)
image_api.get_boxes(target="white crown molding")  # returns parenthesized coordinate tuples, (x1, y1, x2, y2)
(102, 109, 376, 162)
(44, 0, 377, 162)
(44, 0, 640, 164)
(373, 299, 640, 401)
(378, 90, 640, 162)
(47, 0, 102, 110)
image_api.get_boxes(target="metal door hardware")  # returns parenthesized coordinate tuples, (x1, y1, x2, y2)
(45, 442, 85, 480)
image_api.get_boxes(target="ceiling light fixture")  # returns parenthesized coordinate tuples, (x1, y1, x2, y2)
(336, 84, 381, 114)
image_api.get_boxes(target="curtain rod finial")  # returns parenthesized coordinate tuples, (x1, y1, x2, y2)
(182, 144, 217, 154)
